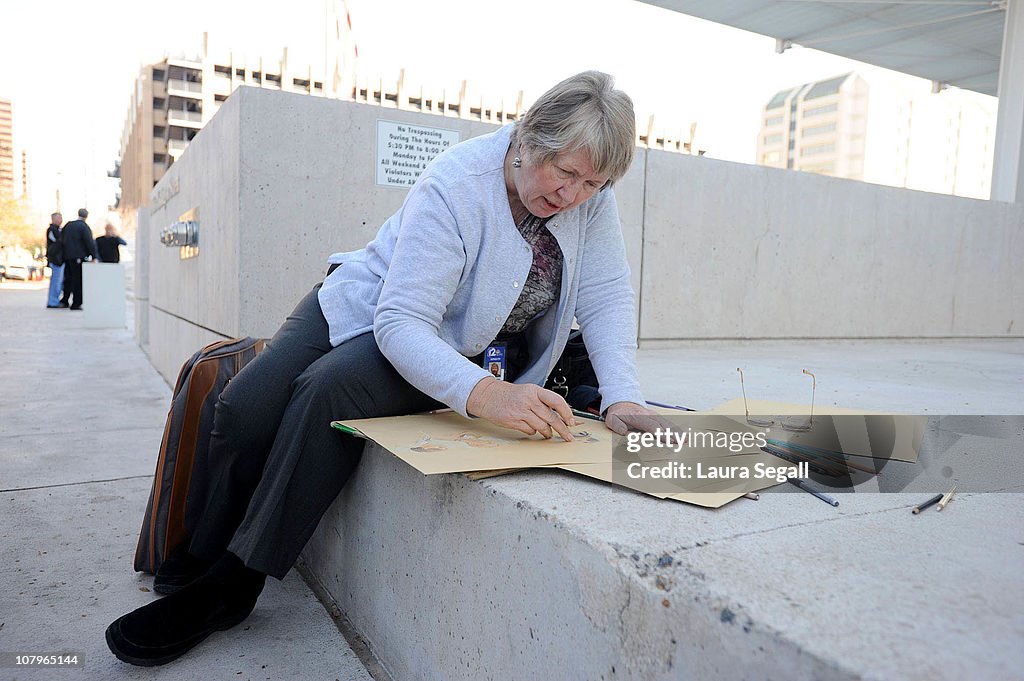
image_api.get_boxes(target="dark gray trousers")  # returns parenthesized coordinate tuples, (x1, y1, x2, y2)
(189, 285, 443, 578)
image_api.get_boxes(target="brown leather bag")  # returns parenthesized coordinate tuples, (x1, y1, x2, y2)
(134, 337, 266, 574)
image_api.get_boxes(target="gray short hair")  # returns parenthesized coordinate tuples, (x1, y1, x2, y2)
(78, 208, 89, 218)
(512, 71, 635, 185)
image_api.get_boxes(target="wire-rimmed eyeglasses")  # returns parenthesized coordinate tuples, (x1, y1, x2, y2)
(736, 368, 817, 432)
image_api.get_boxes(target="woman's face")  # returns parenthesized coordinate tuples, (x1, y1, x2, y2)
(515, 147, 610, 218)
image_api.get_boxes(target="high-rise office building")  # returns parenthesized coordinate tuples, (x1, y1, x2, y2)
(757, 73, 869, 180)
(757, 73, 995, 199)
(119, 31, 697, 232)
(883, 89, 995, 199)
(0, 98, 14, 199)
(117, 35, 335, 230)
(21, 149, 29, 199)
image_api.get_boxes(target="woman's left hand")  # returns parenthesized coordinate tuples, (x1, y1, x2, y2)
(604, 402, 676, 436)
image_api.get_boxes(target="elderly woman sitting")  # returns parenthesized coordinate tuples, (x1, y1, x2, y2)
(106, 70, 659, 666)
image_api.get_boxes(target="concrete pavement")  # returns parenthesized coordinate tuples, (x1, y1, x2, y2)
(0, 279, 373, 681)
(3, 272, 1023, 680)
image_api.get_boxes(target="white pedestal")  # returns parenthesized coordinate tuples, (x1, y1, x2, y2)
(83, 262, 126, 329)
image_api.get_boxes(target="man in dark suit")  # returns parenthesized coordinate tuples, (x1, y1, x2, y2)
(60, 208, 98, 310)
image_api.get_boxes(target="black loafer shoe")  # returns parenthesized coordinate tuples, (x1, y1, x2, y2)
(105, 592, 257, 666)
(105, 556, 265, 667)
(154, 550, 211, 595)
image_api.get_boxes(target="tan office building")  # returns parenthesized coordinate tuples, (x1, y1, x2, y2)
(0, 98, 14, 199)
(117, 37, 331, 232)
(757, 73, 868, 181)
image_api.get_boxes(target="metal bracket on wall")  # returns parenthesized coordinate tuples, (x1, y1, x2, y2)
(161, 207, 199, 259)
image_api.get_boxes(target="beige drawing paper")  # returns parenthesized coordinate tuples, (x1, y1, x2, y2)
(335, 411, 766, 475)
(334, 412, 613, 474)
(552, 462, 752, 508)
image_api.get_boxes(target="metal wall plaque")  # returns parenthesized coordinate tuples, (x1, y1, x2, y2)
(376, 120, 460, 188)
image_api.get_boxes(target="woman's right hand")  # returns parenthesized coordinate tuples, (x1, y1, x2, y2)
(467, 378, 577, 441)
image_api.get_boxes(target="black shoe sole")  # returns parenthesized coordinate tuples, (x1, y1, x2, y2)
(152, 578, 195, 595)
(104, 605, 254, 667)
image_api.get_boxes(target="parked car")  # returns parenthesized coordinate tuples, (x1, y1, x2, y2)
(0, 247, 45, 281)
(1, 262, 32, 280)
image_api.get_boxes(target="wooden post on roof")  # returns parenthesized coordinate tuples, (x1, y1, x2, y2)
(396, 68, 406, 109)
(458, 80, 468, 119)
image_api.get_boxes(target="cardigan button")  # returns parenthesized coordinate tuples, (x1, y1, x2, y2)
(513, 281, 519, 288)
(475, 343, 482, 349)
(495, 315, 501, 322)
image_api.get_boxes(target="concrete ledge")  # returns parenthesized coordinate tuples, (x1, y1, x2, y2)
(303, 447, 1022, 680)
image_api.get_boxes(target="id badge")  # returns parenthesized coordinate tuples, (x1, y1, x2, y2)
(484, 342, 507, 381)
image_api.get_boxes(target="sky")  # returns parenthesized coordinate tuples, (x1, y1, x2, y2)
(0, 0, 997, 222)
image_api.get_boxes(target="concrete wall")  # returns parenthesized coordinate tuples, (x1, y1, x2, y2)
(639, 151, 1024, 340)
(133, 207, 150, 354)
(141, 87, 499, 382)
(232, 89, 500, 338)
(136, 86, 1024, 381)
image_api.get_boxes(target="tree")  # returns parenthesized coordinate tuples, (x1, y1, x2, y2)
(0, 197, 42, 255)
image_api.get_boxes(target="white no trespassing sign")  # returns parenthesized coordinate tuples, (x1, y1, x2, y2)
(376, 120, 461, 188)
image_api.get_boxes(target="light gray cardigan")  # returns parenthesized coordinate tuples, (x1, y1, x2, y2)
(318, 124, 644, 418)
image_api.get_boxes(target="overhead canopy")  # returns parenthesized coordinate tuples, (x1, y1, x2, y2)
(637, 0, 1006, 96)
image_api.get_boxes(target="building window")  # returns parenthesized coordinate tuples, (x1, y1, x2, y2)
(802, 122, 837, 137)
(804, 163, 835, 174)
(266, 73, 281, 85)
(293, 77, 310, 90)
(152, 69, 165, 82)
(803, 103, 838, 118)
(214, 93, 228, 102)
(764, 115, 784, 127)
(802, 143, 835, 157)
(314, 81, 323, 90)
(235, 67, 245, 77)
(214, 64, 231, 76)
(154, 153, 167, 163)
(152, 97, 165, 109)
(762, 151, 782, 163)
(153, 125, 166, 137)
(252, 71, 262, 82)
(763, 133, 783, 145)
(168, 65, 201, 83)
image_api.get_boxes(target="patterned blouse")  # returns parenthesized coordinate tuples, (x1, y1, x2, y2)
(498, 214, 563, 336)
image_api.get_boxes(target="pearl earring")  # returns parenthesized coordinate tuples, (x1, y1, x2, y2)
(512, 157, 521, 168)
